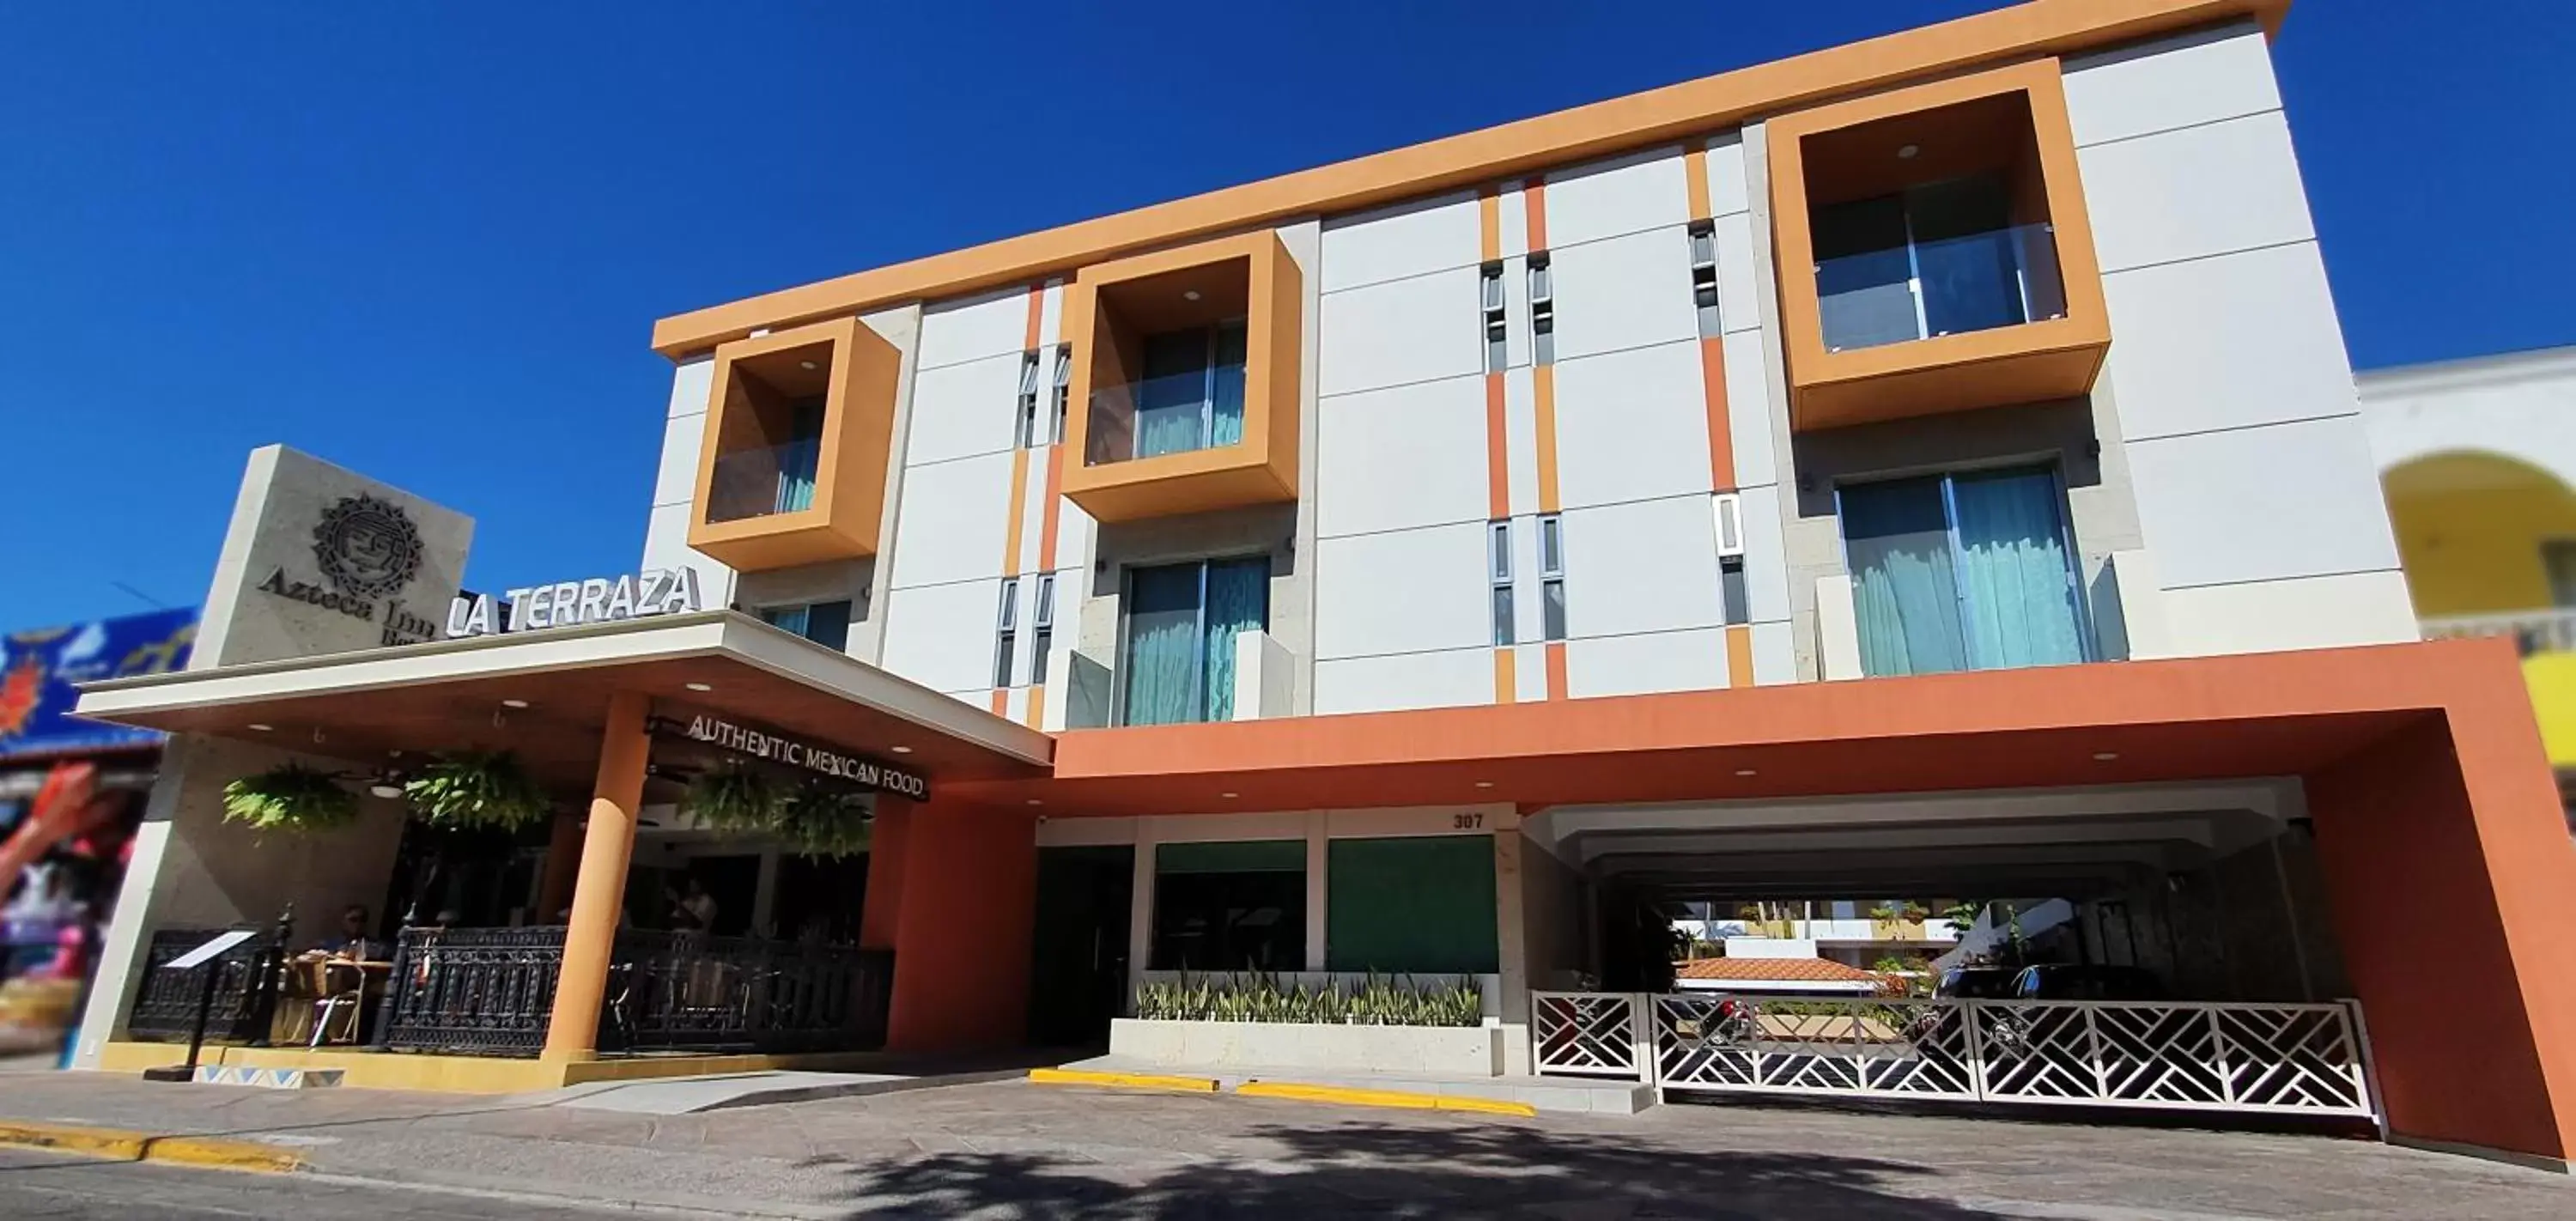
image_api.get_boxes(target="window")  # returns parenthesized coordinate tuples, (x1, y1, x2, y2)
(993, 578, 1020, 689)
(1490, 519, 1516, 646)
(1030, 573, 1057, 684)
(1720, 557, 1750, 626)
(1120, 556, 1270, 726)
(1014, 351, 1042, 449)
(1479, 263, 1508, 373)
(1537, 513, 1566, 641)
(1838, 466, 2087, 677)
(759, 599, 851, 652)
(1048, 344, 1072, 445)
(1813, 174, 2060, 353)
(1128, 323, 1249, 461)
(1688, 221, 1722, 337)
(1711, 495, 1749, 624)
(1527, 253, 1556, 365)
(1151, 840, 1305, 971)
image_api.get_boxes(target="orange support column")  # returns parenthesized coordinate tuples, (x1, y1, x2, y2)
(2303, 651, 2576, 1169)
(542, 689, 651, 1061)
(860, 797, 914, 951)
(881, 796, 1039, 1054)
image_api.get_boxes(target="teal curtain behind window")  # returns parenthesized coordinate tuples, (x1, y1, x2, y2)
(1209, 322, 1249, 448)
(777, 400, 824, 513)
(1950, 470, 2086, 668)
(1200, 557, 1269, 721)
(1121, 564, 1203, 726)
(1136, 330, 1210, 459)
(1842, 477, 1968, 677)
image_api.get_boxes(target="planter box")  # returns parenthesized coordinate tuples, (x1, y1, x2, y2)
(1109, 1018, 1505, 1076)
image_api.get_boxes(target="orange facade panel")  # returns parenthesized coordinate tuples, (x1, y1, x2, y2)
(685, 316, 901, 572)
(1057, 230, 1302, 524)
(1768, 58, 2112, 432)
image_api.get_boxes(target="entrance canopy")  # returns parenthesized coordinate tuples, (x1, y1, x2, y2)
(74, 610, 1050, 795)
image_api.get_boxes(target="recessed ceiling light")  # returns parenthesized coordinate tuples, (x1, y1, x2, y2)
(799, 360, 818, 370)
(1025, 799, 1043, 806)
(246, 723, 273, 732)
(890, 744, 914, 754)
(501, 699, 529, 709)
(1897, 143, 1921, 160)
(1473, 781, 1494, 789)
(1182, 289, 1201, 301)
(368, 783, 404, 799)
(1735, 768, 1758, 777)
(1220, 792, 1239, 799)
(684, 682, 713, 692)
(2092, 751, 2120, 762)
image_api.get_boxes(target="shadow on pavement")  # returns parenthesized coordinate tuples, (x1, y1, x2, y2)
(804, 1114, 2004, 1219)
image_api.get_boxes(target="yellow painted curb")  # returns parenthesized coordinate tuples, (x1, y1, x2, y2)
(1028, 1067, 1218, 1094)
(0, 1121, 303, 1174)
(1234, 1081, 1539, 1118)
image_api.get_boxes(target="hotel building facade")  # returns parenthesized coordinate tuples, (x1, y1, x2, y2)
(66, 0, 2576, 1171)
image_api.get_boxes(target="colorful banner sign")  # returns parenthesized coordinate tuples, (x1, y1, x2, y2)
(0, 608, 197, 761)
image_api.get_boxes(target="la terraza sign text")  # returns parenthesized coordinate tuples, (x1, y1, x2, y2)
(444, 568, 702, 639)
(660, 714, 929, 800)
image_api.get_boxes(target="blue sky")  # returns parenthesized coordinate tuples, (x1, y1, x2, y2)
(1, 2, 2567, 630)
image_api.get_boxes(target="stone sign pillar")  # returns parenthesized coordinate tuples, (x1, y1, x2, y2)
(71, 446, 473, 1067)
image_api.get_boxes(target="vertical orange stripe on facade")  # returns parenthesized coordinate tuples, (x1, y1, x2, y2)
(1484, 375, 1510, 519)
(1024, 683, 1047, 729)
(1683, 143, 1713, 222)
(1533, 363, 1560, 515)
(1700, 337, 1735, 493)
(987, 689, 1009, 716)
(1000, 447, 1031, 579)
(1493, 648, 1516, 707)
(1478, 190, 1501, 264)
(1522, 178, 1548, 252)
(1725, 625, 1754, 689)
(1544, 641, 1569, 702)
(1020, 282, 1043, 353)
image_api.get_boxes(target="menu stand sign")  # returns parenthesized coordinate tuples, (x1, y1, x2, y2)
(141, 929, 260, 1084)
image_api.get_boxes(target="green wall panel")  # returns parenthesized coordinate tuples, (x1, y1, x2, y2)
(1326, 835, 1498, 974)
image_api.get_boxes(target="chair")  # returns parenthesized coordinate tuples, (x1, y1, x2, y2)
(308, 959, 368, 1048)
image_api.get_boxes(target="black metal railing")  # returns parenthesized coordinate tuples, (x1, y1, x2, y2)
(373, 926, 568, 1057)
(365, 925, 893, 1059)
(603, 931, 892, 1055)
(126, 926, 286, 1044)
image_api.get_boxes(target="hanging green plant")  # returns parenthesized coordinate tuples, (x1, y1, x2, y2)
(679, 761, 782, 835)
(221, 763, 360, 833)
(403, 750, 550, 831)
(775, 783, 873, 858)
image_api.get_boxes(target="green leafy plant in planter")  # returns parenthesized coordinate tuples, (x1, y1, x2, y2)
(776, 783, 873, 858)
(680, 762, 782, 835)
(1134, 970, 1482, 1027)
(221, 763, 360, 833)
(403, 750, 550, 831)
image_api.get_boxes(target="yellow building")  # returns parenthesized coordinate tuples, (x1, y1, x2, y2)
(2364, 346, 2576, 775)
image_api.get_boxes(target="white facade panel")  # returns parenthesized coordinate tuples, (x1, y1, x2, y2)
(1738, 483, 1792, 623)
(1316, 374, 1490, 538)
(651, 412, 706, 507)
(1552, 340, 1712, 511)
(1722, 329, 1777, 489)
(1313, 648, 1496, 715)
(1559, 495, 1723, 640)
(665, 356, 714, 419)
(1749, 620, 1797, 685)
(1704, 133, 1751, 217)
(915, 288, 1028, 371)
(1544, 149, 1689, 249)
(1320, 192, 1482, 293)
(641, 501, 732, 608)
(1317, 266, 1484, 397)
(1712, 211, 1763, 337)
(1503, 365, 1541, 519)
(2078, 111, 2316, 274)
(1314, 522, 1490, 659)
(1547, 227, 1695, 363)
(904, 352, 1021, 467)
(886, 451, 1014, 589)
(1565, 628, 1725, 699)
(2159, 570, 2418, 656)
(1497, 185, 1529, 260)
(2125, 416, 2402, 591)
(2103, 240, 2359, 441)
(2064, 24, 2279, 149)
(880, 579, 1005, 695)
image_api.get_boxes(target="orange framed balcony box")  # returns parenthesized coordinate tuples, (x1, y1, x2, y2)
(1768, 58, 2111, 432)
(685, 316, 902, 570)
(1060, 230, 1303, 523)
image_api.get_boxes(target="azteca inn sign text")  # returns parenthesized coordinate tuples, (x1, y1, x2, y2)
(257, 494, 445, 647)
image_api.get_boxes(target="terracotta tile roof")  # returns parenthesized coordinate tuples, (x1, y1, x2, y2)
(1673, 957, 1882, 983)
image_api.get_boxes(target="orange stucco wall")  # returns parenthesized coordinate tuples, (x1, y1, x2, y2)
(876, 799, 1039, 1054)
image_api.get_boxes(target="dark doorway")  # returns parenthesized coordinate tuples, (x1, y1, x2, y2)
(1027, 845, 1133, 1048)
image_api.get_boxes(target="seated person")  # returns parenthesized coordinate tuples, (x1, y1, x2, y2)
(319, 904, 377, 960)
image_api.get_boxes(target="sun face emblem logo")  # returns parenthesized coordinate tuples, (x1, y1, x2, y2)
(312, 494, 423, 599)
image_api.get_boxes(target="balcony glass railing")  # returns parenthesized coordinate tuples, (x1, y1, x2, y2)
(1818, 222, 2069, 354)
(1084, 365, 1248, 468)
(2421, 609, 2576, 657)
(705, 437, 821, 523)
